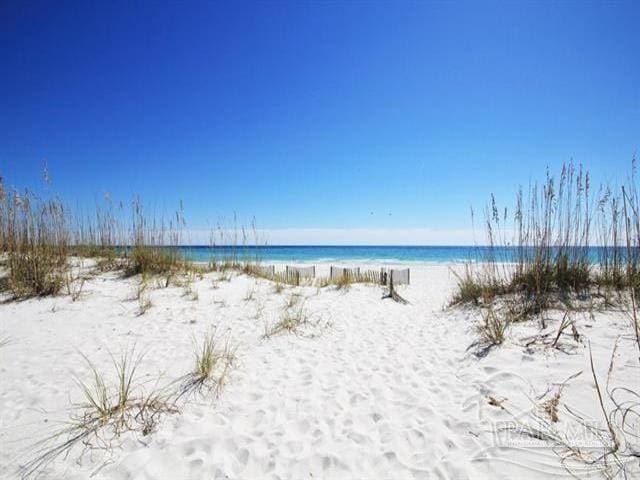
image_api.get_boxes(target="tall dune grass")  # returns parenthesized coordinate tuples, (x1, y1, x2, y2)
(123, 196, 186, 276)
(0, 170, 267, 297)
(0, 176, 68, 297)
(453, 160, 639, 311)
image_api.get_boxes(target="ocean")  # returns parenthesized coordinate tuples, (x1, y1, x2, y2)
(170, 245, 612, 264)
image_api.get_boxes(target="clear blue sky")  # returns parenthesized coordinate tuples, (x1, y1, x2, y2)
(1, 1, 638, 243)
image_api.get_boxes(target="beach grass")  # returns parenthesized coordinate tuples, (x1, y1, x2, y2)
(452, 160, 640, 315)
(0, 171, 272, 300)
(0, 178, 68, 297)
(475, 307, 509, 350)
(22, 348, 177, 479)
(178, 331, 237, 398)
(263, 303, 309, 338)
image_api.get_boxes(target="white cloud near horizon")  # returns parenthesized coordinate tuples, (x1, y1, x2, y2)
(181, 228, 479, 246)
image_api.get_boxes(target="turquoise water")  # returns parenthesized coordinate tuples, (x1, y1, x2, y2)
(172, 245, 615, 264)
(178, 245, 476, 263)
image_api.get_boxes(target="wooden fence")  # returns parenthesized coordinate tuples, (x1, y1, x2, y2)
(330, 266, 360, 280)
(246, 263, 409, 287)
(253, 265, 275, 277)
(381, 267, 410, 285)
(273, 265, 314, 285)
(328, 266, 386, 285)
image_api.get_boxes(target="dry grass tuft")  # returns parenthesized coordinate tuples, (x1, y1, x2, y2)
(180, 272, 199, 301)
(243, 284, 256, 302)
(470, 307, 509, 356)
(503, 342, 640, 478)
(132, 276, 148, 300)
(542, 391, 561, 423)
(132, 279, 152, 315)
(21, 348, 177, 478)
(137, 293, 152, 316)
(65, 272, 86, 302)
(178, 332, 237, 398)
(284, 292, 301, 309)
(263, 303, 309, 338)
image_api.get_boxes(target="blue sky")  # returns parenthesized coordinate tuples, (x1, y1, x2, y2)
(1, 1, 638, 244)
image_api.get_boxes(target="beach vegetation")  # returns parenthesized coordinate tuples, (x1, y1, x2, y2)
(21, 348, 177, 478)
(131, 275, 148, 300)
(263, 303, 309, 338)
(178, 331, 237, 398)
(137, 293, 152, 316)
(473, 306, 509, 354)
(509, 347, 640, 479)
(452, 160, 640, 319)
(65, 271, 86, 302)
(243, 284, 256, 302)
(0, 174, 68, 298)
(133, 278, 152, 315)
(180, 271, 199, 300)
(285, 292, 302, 309)
(0, 168, 271, 298)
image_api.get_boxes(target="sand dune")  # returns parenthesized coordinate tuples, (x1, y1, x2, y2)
(0, 262, 637, 479)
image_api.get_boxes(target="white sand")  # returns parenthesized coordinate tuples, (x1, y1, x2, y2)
(1, 262, 638, 479)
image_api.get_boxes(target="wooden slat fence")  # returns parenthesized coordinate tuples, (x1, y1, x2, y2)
(380, 267, 410, 285)
(330, 266, 360, 280)
(246, 263, 408, 287)
(277, 265, 314, 285)
(328, 266, 384, 285)
(254, 265, 275, 277)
